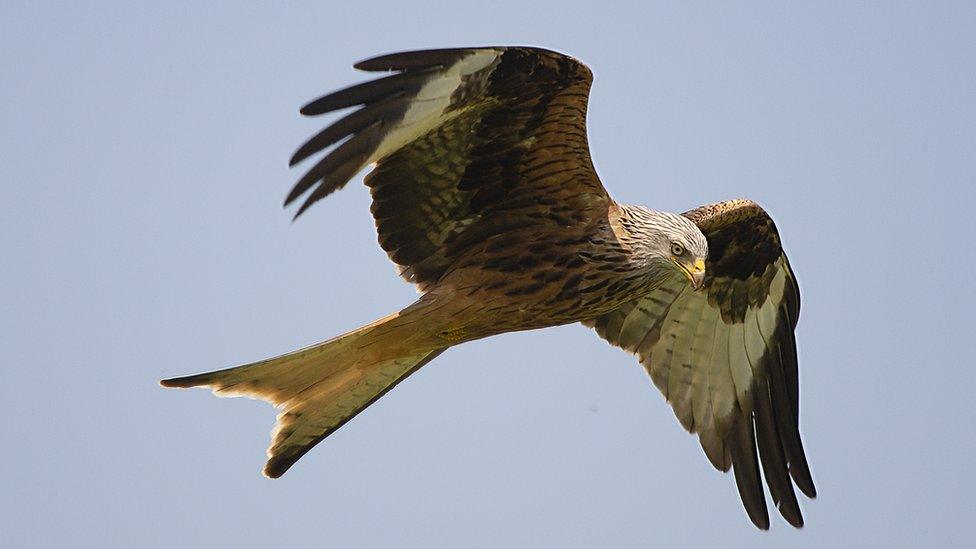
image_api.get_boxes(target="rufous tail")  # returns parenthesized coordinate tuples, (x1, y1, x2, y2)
(161, 308, 446, 478)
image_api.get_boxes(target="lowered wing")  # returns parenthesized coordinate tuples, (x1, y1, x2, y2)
(584, 199, 816, 529)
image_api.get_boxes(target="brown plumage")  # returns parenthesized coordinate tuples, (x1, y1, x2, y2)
(161, 47, 815, 529)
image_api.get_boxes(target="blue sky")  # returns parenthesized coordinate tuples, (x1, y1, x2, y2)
(2, 2, 973, 547)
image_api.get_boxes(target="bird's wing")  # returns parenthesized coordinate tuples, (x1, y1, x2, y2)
(288, 47, 609, 289)
(582, 199, 815, 529)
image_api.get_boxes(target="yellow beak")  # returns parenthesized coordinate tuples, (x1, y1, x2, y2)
(675, 258, 706, 291)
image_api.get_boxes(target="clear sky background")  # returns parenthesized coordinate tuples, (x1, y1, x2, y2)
(2, 2, 974, 547)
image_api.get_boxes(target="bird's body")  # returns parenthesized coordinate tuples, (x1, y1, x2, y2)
(425, 203, 704, 335)
(162, 46, 815, 529)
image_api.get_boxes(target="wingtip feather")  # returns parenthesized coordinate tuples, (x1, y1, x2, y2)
(352, 48, 476, 72)
(262, 461, 288, 479)
(794, 469, 817, 499)
(160, 374, 209, 389)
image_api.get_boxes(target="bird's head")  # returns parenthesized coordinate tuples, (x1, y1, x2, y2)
(631, 209, 709, 291)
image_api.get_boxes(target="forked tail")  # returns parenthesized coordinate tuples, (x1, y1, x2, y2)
(161, 310, 445, 478)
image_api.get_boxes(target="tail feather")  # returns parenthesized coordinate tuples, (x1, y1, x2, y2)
(160, 327, 368, 406)
(160, 310, 446, 477)
(263, 348, 444, 478)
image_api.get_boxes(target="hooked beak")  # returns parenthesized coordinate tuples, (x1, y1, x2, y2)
(675, 258, 706, 291)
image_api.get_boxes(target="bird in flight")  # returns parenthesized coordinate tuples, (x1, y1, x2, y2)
(162, 47, 815, 529)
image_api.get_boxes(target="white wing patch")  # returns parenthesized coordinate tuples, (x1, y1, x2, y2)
(727, 319, 754, 411)
(368, 50, 500, 164)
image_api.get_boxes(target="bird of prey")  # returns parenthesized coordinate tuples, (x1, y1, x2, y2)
(162, 47, 815, 529)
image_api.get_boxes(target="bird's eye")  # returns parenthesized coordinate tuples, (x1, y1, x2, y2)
(670, 242, 685, 256)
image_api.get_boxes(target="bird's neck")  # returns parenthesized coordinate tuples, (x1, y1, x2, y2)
(610, 203, 660, 259)
(600, 203, 681, 292)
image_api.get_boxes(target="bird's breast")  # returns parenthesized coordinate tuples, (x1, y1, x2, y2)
(435, 232, 663, 334)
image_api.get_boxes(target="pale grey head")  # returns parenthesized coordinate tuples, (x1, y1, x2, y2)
(619, 205, 709, 290)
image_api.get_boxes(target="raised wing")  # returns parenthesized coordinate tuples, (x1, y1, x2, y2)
(583, 199, 815, 529)
(288, 47, 609, 289)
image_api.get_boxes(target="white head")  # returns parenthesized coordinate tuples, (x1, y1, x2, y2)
(622, 207, 709, 290)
